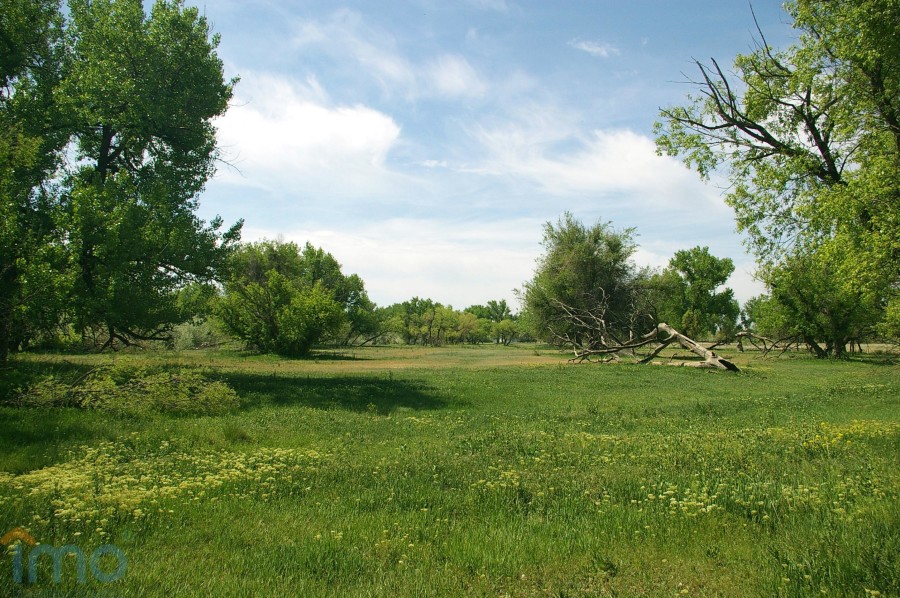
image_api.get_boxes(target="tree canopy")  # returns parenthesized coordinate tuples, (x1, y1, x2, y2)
(0, 0, 241, 357)
(655, 0, 899, 354)
(219, 240, 376, 356)
(653, 247, 740, 340)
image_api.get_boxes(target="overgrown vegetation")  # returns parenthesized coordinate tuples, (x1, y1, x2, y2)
(13, 362, 239, 415)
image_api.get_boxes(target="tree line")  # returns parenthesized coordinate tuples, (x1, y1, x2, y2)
(2, 0, 897, 361)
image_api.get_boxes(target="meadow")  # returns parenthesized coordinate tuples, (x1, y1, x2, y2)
(0, 344, 898, 597)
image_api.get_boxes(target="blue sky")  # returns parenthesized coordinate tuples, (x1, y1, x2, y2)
(189, 0, 796, 309)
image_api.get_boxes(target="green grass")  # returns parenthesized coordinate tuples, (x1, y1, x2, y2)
(0, 345, 898, 596)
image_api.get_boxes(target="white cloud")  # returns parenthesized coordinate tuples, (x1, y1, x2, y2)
(569, 39, 620, 58)
(419, 160, 449, 169)
(214, 71, 403, 197)
(291, 10, 492, 101)
(424, 54, 488, 99)
(471, 114, 725, 212)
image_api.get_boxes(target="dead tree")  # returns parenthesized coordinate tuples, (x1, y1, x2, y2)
(735, 331, 801, 357)
(548, 300, 739, 371)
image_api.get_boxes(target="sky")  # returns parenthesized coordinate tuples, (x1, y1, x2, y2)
(186, 0, 797, 310)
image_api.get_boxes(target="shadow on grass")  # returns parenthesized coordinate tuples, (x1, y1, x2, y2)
(221, 372, 457, 415)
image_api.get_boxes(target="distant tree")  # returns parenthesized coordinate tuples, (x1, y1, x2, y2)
(742, 294, 795, 341)
(455, 311, 480, 344)
(492, 319, 518, 346)
(465, 299, 515, 343)
(653, 247, 740, 340)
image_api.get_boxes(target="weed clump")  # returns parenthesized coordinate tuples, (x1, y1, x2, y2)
(17, 363, 239, 415)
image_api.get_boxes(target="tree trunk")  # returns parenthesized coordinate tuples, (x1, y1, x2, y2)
(649, 323, 740, 371)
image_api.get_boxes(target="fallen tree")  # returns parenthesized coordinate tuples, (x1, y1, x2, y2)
(562, 322, 739, 371)
(547, 300, 739, 371)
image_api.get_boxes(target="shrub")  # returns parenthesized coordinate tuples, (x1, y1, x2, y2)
(18, 363, 240, 415)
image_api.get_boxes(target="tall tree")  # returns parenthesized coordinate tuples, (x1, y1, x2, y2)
(61, 0, 241, 348)
(655, 0, 899, 351)
(653, 247, 739, 340)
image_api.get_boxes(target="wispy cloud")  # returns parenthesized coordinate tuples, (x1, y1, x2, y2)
(469, 107, 723, 210)
(291, 10, 493, 101)
(568, 38, 620, 58)
(293, 9, 417, 96)
(424, 54, 488, 99)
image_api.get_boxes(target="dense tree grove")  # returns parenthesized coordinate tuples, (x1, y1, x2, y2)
(656, 0, 899, 355)
(379, 298, 520, 346)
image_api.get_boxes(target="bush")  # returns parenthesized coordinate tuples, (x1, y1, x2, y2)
(18, 363, 240, 415)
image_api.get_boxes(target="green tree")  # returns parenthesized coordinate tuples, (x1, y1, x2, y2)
(465, 300, 515, 343)
(383, 297, 436, 345)
(522, 213, 653, 347)
(292, 243, 378, 344)
(454, 311, 481, 344)
(655, 0, 899, 351)
(219, 241, 370, 356)
(763, 250, 880, 357)
(654, 247, 740, 339)
(492, 319, 518, 346)
(61, 0, 241, 348)
(0, 0, 68, 359)
(218, 241, 347, 356)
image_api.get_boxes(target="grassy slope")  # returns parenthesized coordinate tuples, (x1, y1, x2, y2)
(0, 345, 898, 596)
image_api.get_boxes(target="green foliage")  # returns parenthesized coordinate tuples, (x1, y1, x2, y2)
(492, 318, 518, 346)
(762, 249, 882, 357)
(0, 0, 242, 358)
(60, 0, 242, 348)
(522, 212, 653, 344)
(381, 298, 519, 346)
(0, 0, 68, 360)
(219, 240, 364, 356)
(655, 0, 899, 348)
(875, 296, 900, 343)
(17, 363, 239, 415)
(653, 246, 739, 339)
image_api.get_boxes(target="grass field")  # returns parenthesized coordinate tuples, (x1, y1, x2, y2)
(1, 344, 898, 596)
